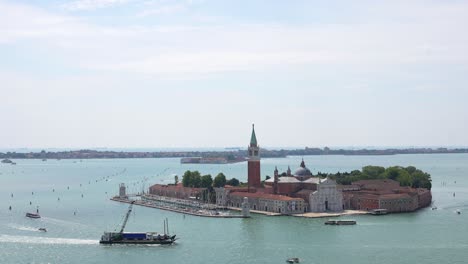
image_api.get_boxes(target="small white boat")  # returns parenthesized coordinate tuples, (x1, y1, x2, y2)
(286, 257, 300, 263)
(370, 209, 388, 215)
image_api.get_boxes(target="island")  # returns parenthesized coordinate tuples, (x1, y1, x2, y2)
(1, 147, 467, 161)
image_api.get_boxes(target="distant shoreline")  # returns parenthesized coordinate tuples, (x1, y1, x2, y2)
(1, 147, 468, 160)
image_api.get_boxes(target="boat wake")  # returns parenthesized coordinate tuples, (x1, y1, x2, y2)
(8, 224, 41, 232)
(0, 234, 98, 245)
(40, 217, 88, 228)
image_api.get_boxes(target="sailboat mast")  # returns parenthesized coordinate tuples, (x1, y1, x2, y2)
(166, 218, 169, 235)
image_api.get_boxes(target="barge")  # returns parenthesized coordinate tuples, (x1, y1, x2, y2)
(100, 201, 176, 245)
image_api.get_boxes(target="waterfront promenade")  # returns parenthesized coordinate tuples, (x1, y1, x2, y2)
(111, 196, 249, 218)
(111, 196, 368, 218)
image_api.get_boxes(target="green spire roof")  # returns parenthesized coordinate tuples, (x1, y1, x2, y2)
(250, 124, 257, 146)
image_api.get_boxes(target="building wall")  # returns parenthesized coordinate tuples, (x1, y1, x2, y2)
(309, 180, 343, 212)
(228, 195, 304, 214)
(418, 189, 432, 208)
(277, 183, 302, 195)
(301, 182, 318, 191)
(379, 195, 418, 212)
(149, 184, 203, 200)
(351, 195, 379, 210)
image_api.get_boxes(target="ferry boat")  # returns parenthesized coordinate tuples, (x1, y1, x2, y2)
(324, 220, 356, 225)
(99, 201, 176, 245)
(26, 212, 41, 219)
(369, 209, 388, 215)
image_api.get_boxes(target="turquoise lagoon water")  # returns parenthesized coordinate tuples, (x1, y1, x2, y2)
(0, 154, 467, 264)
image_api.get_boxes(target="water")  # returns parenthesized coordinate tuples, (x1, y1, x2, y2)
(0, 154, 467, 264)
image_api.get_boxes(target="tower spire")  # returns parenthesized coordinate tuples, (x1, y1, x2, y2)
(250, 123, 257, 147)
(247, 124, 261, 190)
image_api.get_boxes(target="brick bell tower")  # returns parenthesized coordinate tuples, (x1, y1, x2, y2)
(248, 124, 261, 190)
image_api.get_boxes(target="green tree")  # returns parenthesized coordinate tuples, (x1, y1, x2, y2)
(182, 170, 192, 187)
(362, 166, 385, 179)
(411, 170, 432, 189)
(405, 166, 417, 174)
(182, 170, 202, 187)
(200, 174, 213, 188)
(213, 173, 227, 187)
(191, 171, 201, 187)
(226, 178, 240, 186)
(396, 170, 412, 186)
(385, 166, 401, 180)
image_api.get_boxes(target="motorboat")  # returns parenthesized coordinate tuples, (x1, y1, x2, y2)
(286, 257, 300, 263)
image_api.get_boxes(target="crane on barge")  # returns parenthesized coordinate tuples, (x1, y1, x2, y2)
(99, 201, 176, 245)
(119, 201, 135, 233)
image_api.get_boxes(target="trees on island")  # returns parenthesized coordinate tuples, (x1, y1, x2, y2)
(181, 171, 242, 203)
(181, 171, 215, 188)
(182, 171, 241, 188)
(327, 165, 432, 189)
(213, 173, 227, 187)
(226, 178, 240, 187)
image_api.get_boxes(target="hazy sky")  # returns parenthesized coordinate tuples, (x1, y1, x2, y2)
(1, 0, 467, 149)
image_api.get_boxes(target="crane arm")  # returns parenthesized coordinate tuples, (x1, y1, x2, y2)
(119, 201, 135, 233)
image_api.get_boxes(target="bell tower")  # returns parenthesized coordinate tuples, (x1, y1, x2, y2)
(248, 124, 261, 190)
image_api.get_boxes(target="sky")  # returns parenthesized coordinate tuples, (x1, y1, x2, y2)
(1, 0, 468, 149)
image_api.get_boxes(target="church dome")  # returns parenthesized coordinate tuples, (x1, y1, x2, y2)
(293, 159, 312, 177)
(294, 167, 312, 177)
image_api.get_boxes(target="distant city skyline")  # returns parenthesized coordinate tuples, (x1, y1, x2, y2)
(1, 0, 467, 148)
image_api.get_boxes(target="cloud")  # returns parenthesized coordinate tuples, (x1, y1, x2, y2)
(63, 0, 130, 11)
(137, 4, 187, 17)
(1, 1, 468, 77)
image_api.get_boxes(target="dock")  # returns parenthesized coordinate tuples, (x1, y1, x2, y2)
(111, 197, 249, 218)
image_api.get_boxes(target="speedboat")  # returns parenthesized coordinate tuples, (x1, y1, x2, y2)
(38, 228, 47, 232)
